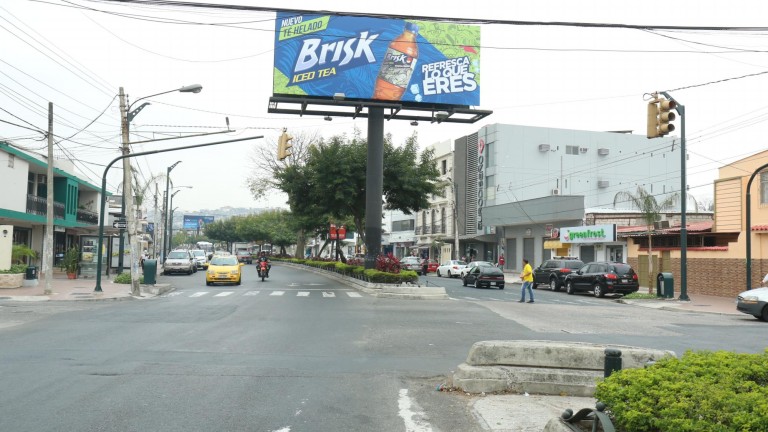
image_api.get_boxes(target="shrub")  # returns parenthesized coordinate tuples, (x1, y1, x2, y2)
(375, 253, 401, 273)
(113, 272, 145, 284)
(0, 264, 28, 274)
(595, 350, 768, 431)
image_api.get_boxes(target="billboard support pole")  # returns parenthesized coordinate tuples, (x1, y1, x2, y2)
(365, 107, 385, 269)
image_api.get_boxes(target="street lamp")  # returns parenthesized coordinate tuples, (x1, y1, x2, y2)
(168, 206, 179, 252)
(166, 187, 191, 257)
(163, 161, 182, 261)
(118, 84, 202, 295)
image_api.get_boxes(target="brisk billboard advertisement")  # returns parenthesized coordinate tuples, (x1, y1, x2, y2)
(183, 215, 214, 230)
(273, 13, 481, 106)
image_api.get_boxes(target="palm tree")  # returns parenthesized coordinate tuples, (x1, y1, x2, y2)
(614, 187, 678, 294)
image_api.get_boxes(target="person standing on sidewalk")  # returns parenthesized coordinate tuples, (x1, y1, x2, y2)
(498, 254, 505, 269)
(519, 258, 534, 303)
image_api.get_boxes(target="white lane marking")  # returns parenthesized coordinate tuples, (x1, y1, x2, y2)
(297, 292, 310, 297)
(164, 292, 183, 297)
(214, 292, 234, 297)
(305, 283, 325, 286)
(463, 297, 480, 301)
(244, 291, 260, 296)
(322, 292, 335, 298)
(288, 283, 301, 287)
(398, 389, 433, 432)
(270, 291, 285, 296)
(190, 292, 209, 297)
(346, 292, 362, 298)
(271, 428, 290, 432)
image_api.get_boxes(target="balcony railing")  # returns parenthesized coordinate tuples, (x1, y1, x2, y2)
(27, 194, 65, 219)
(76, 209, 99, 225)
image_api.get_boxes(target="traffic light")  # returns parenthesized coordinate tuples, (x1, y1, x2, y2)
(646, 100, 660, 138)
(657, 98, 677, 137)
(277, 130, 293, 161)
(646, 97, 677, 139)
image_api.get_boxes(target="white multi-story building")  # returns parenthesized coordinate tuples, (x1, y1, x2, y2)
(446, 123, 680, 271)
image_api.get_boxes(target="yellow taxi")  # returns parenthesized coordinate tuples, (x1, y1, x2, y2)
(205, 254, 243, 286)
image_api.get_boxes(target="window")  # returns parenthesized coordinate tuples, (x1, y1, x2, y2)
(566, 145, 579, 155)
(761, 171, 768, 204)
(27, 173, 35, 195)
(441, 160, 447, 175)
(392, 219, 414, 232)
(485, 175, 495, 200)
(8, 154, 14, 168)
(485, 142, 493, 168)
(441, 208, 446, 233)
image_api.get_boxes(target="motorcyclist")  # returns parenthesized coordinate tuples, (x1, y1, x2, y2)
(257, 251, 271, 277)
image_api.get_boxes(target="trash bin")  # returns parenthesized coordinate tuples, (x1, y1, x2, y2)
(142, 259, 157, 285)
(656, 272, 674, 298)
(25, 265, 38, 280)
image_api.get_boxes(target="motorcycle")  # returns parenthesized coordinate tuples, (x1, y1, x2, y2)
(258, 260, 269, 282)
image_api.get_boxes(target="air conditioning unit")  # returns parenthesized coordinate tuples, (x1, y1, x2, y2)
(38, 174, 47, 183)
(538, 143, 551, 152)
(654, 220, 670, 229)
(598, 180, 609, 188)
(578, 147, 588, 154)
(598, 148, 609, 156)
(551, 188, 560, 196)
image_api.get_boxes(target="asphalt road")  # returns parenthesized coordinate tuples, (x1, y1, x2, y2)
(1, 265, 765, 432)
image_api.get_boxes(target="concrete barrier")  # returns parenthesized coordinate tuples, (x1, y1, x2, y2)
(454, 340, 675, 396)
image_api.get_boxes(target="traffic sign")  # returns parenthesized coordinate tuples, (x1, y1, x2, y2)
(113, 222, 127, 229)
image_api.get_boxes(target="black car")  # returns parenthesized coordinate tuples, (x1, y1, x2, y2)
(532, 258, 585, 291)
(462, 263, 505, 289)
(564, 262, 639, 297)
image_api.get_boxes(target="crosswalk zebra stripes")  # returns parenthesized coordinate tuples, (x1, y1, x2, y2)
(162, 290, 366, 299)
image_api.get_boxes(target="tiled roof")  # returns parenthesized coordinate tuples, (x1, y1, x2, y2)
(752, 225, 768, 232)
(617, 220, 714, 235)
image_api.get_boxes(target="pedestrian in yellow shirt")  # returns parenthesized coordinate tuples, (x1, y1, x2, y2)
(519, 258, 534, 303)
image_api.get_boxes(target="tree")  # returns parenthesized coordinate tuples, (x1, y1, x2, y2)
(614, 187, 678, 293)
(275, 131, 441, 250)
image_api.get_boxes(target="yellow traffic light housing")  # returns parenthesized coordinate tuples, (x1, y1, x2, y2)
(646, 97, 677, 139)
(658, 98, 677, 137)
(277, 130, 293, 161)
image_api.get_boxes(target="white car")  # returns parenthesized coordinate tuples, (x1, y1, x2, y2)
(460, 261, 494, 278)
(436, 260, 467, 278)
(736, 287, 768, 321)
(189, 249, 208, 269)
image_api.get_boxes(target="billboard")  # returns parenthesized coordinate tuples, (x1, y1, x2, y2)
(273, 13, 480, 106)
(183, 215, 215, 230)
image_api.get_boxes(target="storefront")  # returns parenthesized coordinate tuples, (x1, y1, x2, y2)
(555, 224, 625, 263)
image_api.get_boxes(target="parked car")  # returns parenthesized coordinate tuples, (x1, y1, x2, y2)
(736, 287, 768, 321)
(436, 260, 467, 278)
(400, 256, 424, 274)
(532, 257, 585, 291)
(163, 249, 196, 275)
(427, 259, 439, 273)
(189, 249, 208, 269)
(461, 261, 494, 278)
(564, 262, 639, 297)
(462, 263, 505, 289)
(206, 254, 243, 286)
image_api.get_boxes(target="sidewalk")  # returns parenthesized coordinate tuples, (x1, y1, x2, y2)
(501, 272, 739, 315)
(0, 269, 170, 301)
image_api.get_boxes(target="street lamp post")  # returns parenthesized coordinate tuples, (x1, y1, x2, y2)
(166, 188, 191, 256)
(169, 206, 179, 251)
(163, 161, 182, 261)
(118, 84, 202, 296)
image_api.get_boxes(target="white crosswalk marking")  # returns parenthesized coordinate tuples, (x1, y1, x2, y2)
(177, 290, 367, 299)
(346, 292, 362, 298)
(322, 292, 335, 298)
(243, 291, 260, 296)
(270, 291, 285, 296)
(190, 292, 209, 297)
(214, 292, 234, 297)
(297, 292, 310, 297)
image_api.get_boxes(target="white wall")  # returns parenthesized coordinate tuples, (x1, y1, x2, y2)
(0, 150, 29, 212)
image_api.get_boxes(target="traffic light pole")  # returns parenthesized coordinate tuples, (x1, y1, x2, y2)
(94, 135, 262, 292)
(661, 91, 688, 301)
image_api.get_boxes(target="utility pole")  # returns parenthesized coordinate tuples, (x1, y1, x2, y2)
(153, 182, 159, 259)
(43, 102, 54, 295)
(119, 87, 140, 296)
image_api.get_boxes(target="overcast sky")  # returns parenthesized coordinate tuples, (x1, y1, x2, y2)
(3, 0, 768, 214)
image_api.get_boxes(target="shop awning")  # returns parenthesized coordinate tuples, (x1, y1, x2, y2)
(544, 240, 563, 249)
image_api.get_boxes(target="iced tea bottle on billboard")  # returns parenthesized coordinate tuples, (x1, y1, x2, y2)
(372, 22, 419, 101)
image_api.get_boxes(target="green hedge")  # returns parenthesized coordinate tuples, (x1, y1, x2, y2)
(113, 272, 145, 284)
(0, 264, 27, 274)
(595, 350, 768, 431)
(272, 258, 418, 284)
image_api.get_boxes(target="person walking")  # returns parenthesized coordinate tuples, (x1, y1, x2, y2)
(421, 257, 429, 276)
(519, 258, 534, 303)
(498, 254, 505, 269)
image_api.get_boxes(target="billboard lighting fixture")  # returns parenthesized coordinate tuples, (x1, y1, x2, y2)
(324, 116, 333, 121)
(410, 121, 418, 126)
(435, 111, 450, 120)
(333, 93, 345, 101)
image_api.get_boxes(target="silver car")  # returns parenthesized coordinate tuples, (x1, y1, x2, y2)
(736, 287, 768, 321)
(400, 256, 424, 274)
(163, 249, 196, 275)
